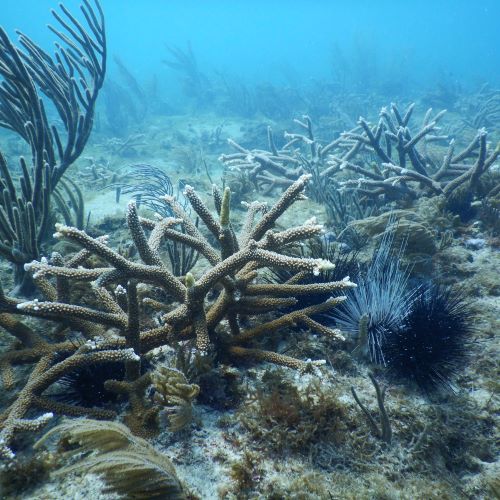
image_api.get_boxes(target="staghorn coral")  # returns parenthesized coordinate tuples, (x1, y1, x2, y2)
(220, 105, 499, 214)
(34, 418, 188, 499)
(219, 116, 352, 197)
(0, 174, 355, 458)
(333, 103, 499, 201)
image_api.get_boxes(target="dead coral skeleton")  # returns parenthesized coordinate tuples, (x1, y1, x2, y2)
(0, 174, 355, 459)
(220, 104, 499, 205)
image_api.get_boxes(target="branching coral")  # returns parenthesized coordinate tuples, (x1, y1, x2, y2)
(332, 103, 499, 201)
(219, 117, 353, 197)
(220, 104, 499, 211)
(0, 174, 355, 458)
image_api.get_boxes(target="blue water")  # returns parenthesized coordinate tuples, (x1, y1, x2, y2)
(3, 0, 500, 101)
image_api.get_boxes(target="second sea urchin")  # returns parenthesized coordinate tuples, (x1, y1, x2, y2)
(383, 284, 473, 393)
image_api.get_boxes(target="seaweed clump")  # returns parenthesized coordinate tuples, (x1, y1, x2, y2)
(239, 370, 349, 457)
(0, 450, 56, 498)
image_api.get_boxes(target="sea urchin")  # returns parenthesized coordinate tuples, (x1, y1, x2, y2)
(52, 360, 125, 408)
(383, 284, 473, 393)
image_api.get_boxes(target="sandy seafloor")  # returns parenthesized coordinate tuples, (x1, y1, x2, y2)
(1, 108, 499, 500)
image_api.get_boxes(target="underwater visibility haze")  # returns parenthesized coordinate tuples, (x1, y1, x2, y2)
(0, 0, 498, 498)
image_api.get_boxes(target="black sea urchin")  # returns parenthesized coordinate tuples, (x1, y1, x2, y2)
(53, 361, 125, 408)
(383, 284, 473, 392)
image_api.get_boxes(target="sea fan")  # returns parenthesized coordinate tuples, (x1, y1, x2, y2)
(109, 163, 176, 217)
(109, 163, 199, 276)
(35, 418, 187, 499)
(383, 284, 473, 392)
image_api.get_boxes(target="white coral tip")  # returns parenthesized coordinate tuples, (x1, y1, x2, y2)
(124, 348, 140, 361)
(313, 359, 327, 366)
(314, 259, 335, 275)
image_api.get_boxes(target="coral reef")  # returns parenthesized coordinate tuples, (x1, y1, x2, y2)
(220, 116, 345, 196)
(0, 2, 498, 496)
(220, 104, 499, 215)
(0, 174, 355, 458)
(334, 103, 499, 201)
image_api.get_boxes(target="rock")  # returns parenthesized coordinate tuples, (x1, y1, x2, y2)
(465, 238, 486, 250)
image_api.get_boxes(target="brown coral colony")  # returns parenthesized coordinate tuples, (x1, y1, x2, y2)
(0, 173, 355, 458)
